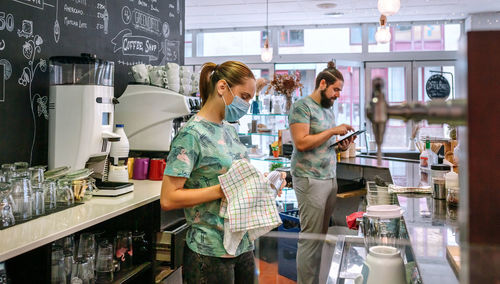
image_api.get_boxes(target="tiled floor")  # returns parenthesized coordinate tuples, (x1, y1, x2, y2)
(257, 259, 297, 284)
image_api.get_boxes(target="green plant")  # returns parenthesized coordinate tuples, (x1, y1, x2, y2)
(269, 163, 282, 172)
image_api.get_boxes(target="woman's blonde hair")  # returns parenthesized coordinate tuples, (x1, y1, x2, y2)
(199, 61, 255, 106)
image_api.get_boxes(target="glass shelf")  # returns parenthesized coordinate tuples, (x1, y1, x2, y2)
(239, 132, 279, 137)
(245, 113, 289, 117)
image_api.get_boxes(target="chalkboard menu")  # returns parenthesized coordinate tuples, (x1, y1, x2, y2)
(426, 74, 451, 100)
(0, 0, 185, 165)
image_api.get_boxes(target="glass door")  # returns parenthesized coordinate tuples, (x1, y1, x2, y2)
(364, 62, 412, 151)
(364, 60, 457, 152)
(412, 61, 457, 140)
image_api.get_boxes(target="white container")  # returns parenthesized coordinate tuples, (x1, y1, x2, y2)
(107, 165, 129, 182)
(109, 124, 130, 166)
(363, 246, 406, 284)
(445, 171, 459, 189)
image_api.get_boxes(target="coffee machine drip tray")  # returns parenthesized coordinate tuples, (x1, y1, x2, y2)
(93, 180, 134, 197)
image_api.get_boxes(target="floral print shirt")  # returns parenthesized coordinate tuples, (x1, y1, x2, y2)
(288, 96, 337, 179)
(164, 115, 253, 257)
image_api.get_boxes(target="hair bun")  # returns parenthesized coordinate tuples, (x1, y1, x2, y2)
(327, 61, 336, 69)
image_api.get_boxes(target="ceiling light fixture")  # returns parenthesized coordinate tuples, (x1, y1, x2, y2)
(375, 15, 391, 44)
(261, 0, 273, 63)
(378, 0, 400, 16)
(317, 3, 337, 9)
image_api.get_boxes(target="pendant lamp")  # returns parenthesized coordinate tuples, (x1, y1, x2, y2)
(378, 0, 400, 16)
(375, 15, 392, 44)
(261, 0, 273, 62)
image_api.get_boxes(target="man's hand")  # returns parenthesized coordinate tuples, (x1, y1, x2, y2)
(338, 135, 357, 151)
(332, 124, 355, 136)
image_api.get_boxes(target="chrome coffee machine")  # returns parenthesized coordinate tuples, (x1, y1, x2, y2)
(48, 53, 119, 179)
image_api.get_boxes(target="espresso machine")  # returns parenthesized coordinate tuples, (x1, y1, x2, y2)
(48, 53, 120, 179)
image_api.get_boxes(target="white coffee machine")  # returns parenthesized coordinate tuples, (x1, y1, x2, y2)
(48, 53, 119, 178)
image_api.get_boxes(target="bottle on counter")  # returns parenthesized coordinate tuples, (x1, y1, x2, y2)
(419, 140, 435, 169)
(109, 124, 130, 166)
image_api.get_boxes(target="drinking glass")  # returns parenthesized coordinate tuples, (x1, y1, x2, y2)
(78, 232, 96, 277)
(44, 181, 58, 211)
(51, 245, 66, 284)
(114, 231, 133, 270)
(0, 182, 15, 228)
(14, 162, 29, 170)
(29, 166, 46, 187)
(33, 186, 45, 216)
(57, 181, 75, 207)
(55, 235, 75, 257)
(10, 177, 33, 221)
(71, 258, 92, 284)
(78, 233, 96, 259)
(95, 240, 114, 283)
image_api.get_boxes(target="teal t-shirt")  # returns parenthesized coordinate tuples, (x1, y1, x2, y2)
(288, 96, 337, 179)
(164, 115, 253, 257)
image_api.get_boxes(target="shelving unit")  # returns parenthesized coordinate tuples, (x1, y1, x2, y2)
(239, 113, 289, 157)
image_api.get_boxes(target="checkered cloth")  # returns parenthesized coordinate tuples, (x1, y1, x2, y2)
(218, 159, 282, 255)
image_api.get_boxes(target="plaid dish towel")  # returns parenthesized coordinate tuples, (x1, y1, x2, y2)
(218, 159, 282, 255)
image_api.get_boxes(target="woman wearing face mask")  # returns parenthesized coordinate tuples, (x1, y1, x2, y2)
(160, 61, 257, 284)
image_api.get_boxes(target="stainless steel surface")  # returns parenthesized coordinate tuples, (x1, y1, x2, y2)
(332, 157, 459, 284)
(366, 78, 467, 166)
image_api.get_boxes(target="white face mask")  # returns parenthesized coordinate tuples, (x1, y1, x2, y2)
(222, 83, 250, 122)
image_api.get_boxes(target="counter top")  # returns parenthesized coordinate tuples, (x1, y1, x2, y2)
(0, 180, 162, 262)
(337, 156, 459, 284)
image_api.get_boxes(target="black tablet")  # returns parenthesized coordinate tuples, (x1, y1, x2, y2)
(330, 129, 366, 147)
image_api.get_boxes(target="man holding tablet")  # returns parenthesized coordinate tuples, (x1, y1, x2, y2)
(289, 61, 356, 284)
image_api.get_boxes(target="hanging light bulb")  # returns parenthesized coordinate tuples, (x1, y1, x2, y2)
(375, 15, 392, 44)
(261, 38, 273, 62)
(261, 0, 273, 62)
(378, 0, 400, 16)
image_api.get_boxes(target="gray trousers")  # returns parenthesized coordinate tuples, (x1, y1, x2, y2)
(292, 176, 338, 284)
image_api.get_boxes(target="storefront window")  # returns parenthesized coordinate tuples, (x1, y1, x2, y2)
(185, 32, 192, 58)
(196, 31, 261, 56)
(279, 28, 362, 54)
(274, 63, 361, 129)
(368, 23, 461, 53)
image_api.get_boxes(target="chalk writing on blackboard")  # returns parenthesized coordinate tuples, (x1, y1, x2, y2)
(426, 74, 451, 100)
(0, 59, 12, 80)
(122, 6, 132, 24)
(16, 34, 48, 164)
(0, 40, 5, 51)
(0, 12, 15, 32)
(164, 40, 179, 62)
(12, 0, 45, 10)
(112, 29, 160, 62)
(54, 0, 60, 42)
(132, 8, 161, 35)
(162, 22, 170, 38)
(0, 63, 4, 103)
(18, 20, 33, 38)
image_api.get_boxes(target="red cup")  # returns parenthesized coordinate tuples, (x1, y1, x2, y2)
(149, 158, 166, 180)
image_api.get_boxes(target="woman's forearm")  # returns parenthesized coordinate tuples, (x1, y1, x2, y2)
(161, 181, 224, 211)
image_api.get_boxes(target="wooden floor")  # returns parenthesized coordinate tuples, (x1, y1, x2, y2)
(257, 259, 296, 284)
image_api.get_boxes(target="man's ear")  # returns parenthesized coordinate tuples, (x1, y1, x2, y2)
(320, 79, 327, 90)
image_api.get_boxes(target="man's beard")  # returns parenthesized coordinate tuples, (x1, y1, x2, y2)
(320, 89, 334, 108)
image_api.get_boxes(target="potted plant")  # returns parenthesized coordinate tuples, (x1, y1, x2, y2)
(271, 141, 280, 157)
(265, 72, 303, 113)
